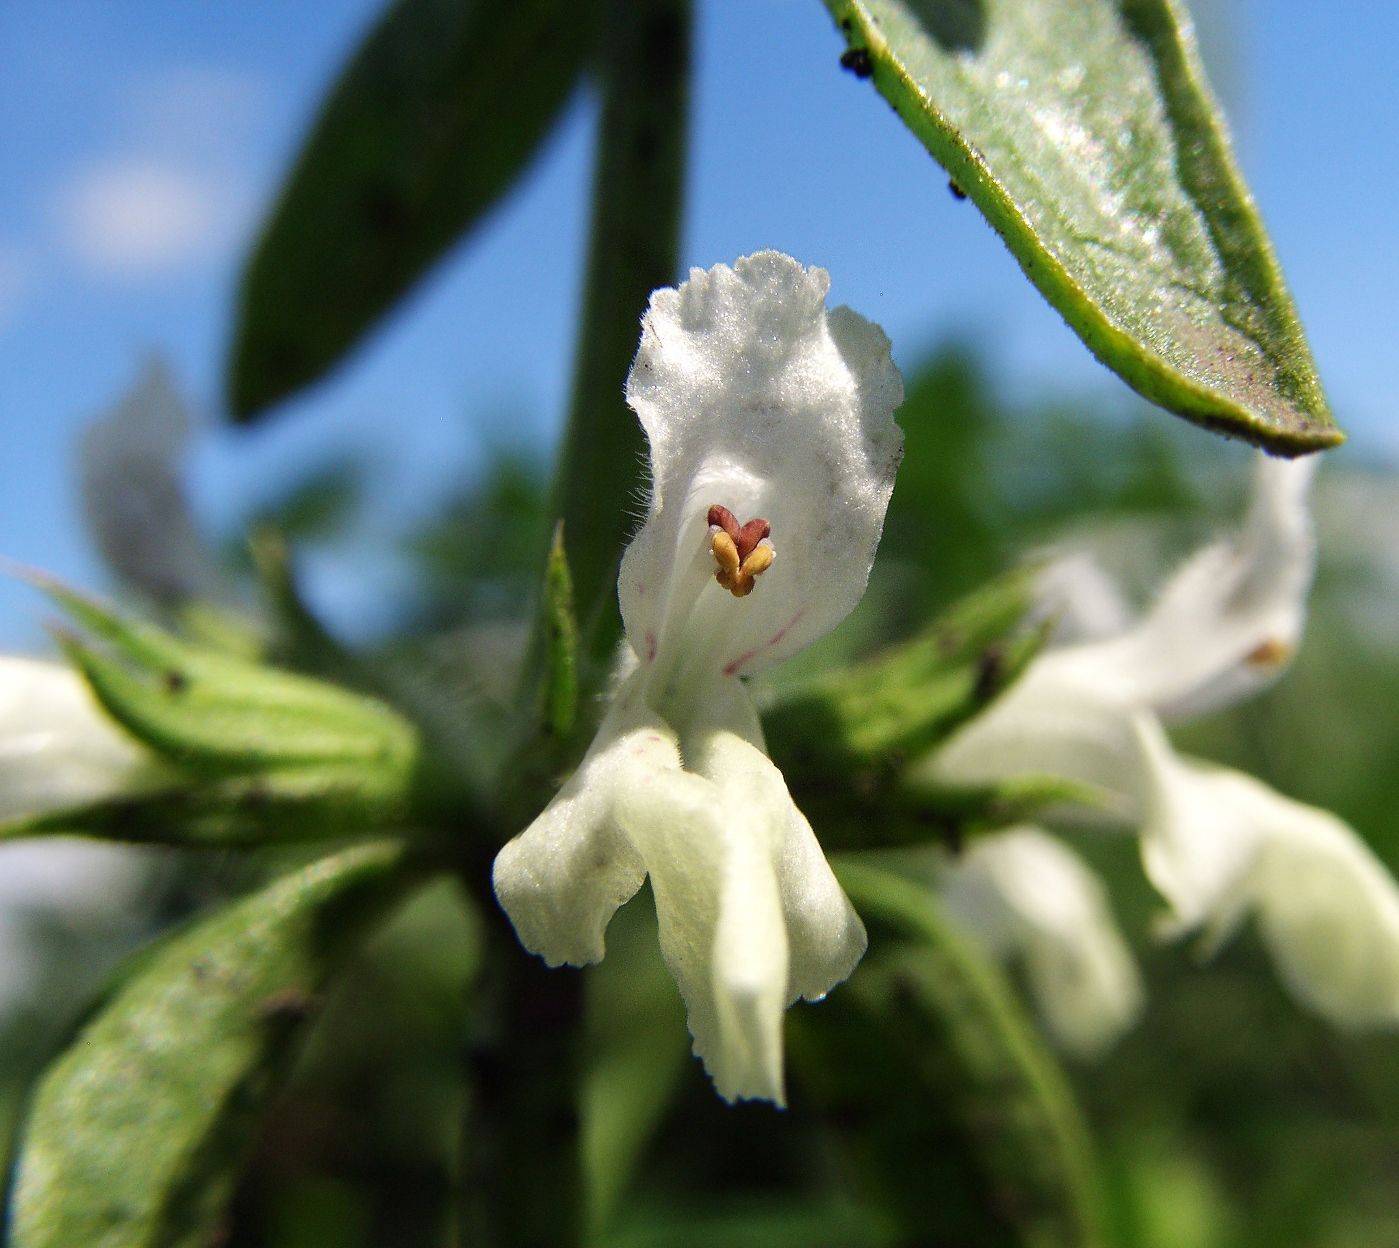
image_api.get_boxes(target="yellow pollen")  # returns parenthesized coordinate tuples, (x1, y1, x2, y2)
(742, 543, 774, 578)
(712, 529, 741, 576)
(708, 504, 775, 597)
(711, 529, 775, 597)
(1245, 637, 1291, 667)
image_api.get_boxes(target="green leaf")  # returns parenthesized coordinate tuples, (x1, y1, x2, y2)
(499, 0, 690, 822)
(0, 769, 408, 849)
(43, 580, 417, 793)
(9, 841, 414, 1248)
(0, 581, 423, 847)
(792, 858, 1111, 1248)
(580, 892, 690, 1241)
(543, 522, 579, 740)
(764, 570, 1045, 800)
(546, 0, 690, 671)
(825, 0, 1339, 454)
(228, 0, 599, 420)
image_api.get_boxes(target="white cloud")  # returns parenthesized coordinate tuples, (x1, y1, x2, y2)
(56, 160, 235, 279)
(49, 63, 270, 282)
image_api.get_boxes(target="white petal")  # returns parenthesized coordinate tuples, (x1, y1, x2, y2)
(1138, 725, 1399, 1023)
(1031, 552, 1134, 645)
(681, 676, 867, 1006)
(619, 252, 903, 691)
(1132, 717, 1264, 936)
(613, 738, 791, 1104)
(1135, 720, 1399, 1026)
(1083, 453, 1316, 720)
(941, 827, 1142, 1057)
(0, 657, 148, 821)
(493, 669, 862, 1103)
(491, 681, 651, 966)
(1249, 802, 1399, 1027)
(619, 678, 863, 1103)
(923, 651, 1144, 818)
(930, 456, 1315, 808)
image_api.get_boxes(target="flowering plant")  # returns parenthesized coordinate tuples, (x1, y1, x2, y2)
(3, 1, 1396, 1244)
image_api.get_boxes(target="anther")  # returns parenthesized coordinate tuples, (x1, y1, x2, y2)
(708, 503, 775, 597)
(1245, 637, 1291, 667)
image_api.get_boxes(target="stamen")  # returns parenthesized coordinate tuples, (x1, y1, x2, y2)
(1245, 637, 1291, 667)
(708, 503, 775, 597)
(707, 504, 741, 540)
(712, 530, 741, 577)
(735, 518, 771, 562)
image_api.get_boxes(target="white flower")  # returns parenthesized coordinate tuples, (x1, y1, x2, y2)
(1134, 718, 1399, 1026)
(0, 656, 150, 822)
(0, 656, 153, 1015)
(493, 252, 904, 1102)
(929, 452, 1399, 1032)
(940, 826, 1143, 1058)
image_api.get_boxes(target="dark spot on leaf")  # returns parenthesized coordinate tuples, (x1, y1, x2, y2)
(905, 0, 987, 53)
(257, 988, 321, 1024)
(164, 669, 188, 694)
(943, 821, 965, 854)
(974, 643, 1006, 702)
(360, 181, 410, 239)
(948, 179, 968, 200)
(891, 971, 920, 1008)
(840, 47, 873, 78)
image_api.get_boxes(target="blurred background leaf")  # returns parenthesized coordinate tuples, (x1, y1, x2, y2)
(793, 859, 1111, 1248)
(229, 0, 601, 420)
(8, 841, 415, 1248)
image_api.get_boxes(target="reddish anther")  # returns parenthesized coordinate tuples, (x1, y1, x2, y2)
(707, 502, 776, 598)
(707, 504, 740, 539)
(707, 504, 770, 560)
(735, 518, 771, 562)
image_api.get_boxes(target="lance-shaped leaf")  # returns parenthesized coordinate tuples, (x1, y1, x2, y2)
(791, 858, 1110, 1248)
(762, 571, 1080, 851)
(544, 0, 690, 668)
(5, 581, 421, 844)
(765, 570, 1043, 780)
(543, 522, 579, 741)
(8, 841, 413, 1248)
(229, 0, 598, 420)
(47, 582, 415, 778)
(825, 0, 1339, 454)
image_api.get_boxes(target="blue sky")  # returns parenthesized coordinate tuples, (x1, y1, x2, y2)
(1, 0, 1395, 648)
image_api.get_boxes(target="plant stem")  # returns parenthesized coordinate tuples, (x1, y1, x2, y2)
(550, 0, 691, 680)
(466, 2, 690, 1243)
